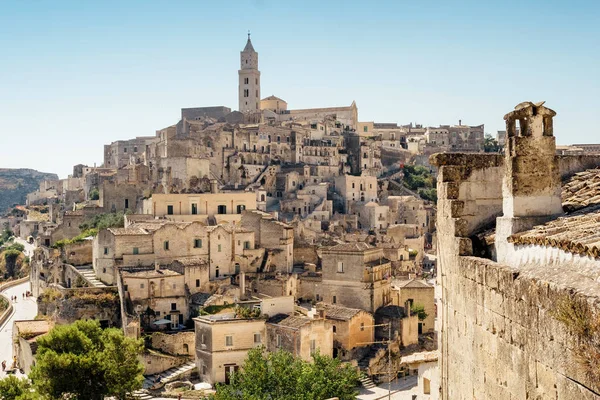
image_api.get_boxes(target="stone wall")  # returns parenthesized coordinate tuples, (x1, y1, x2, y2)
(141, 350, 186, 375)
(38, 287, 121, 327)
(443, 256, 600, 399)
(432, 151, 600, 399)
(62, 241, 93, 266)
(151, 331, 195, 356)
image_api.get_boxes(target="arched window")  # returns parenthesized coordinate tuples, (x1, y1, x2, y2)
(333, 325, 337, 333)
(261, 194, 265, 201)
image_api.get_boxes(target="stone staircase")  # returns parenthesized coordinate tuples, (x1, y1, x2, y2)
(142, 360, 197, 389)
(359, 374, 376, 390)
(74, 265, 107, 287)
(131, 390, 153, 400)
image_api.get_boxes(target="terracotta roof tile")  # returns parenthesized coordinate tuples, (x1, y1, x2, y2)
(562, 168, 600, 212)
(509, 208, 600, 258)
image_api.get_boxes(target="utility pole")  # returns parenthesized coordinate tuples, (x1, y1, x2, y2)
(358, 322, 394, 399)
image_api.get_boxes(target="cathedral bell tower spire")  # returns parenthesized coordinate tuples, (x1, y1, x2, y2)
(238, 32, 260, 113)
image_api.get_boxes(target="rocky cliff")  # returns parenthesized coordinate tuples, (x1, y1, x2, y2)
(0, 168, 58, 213)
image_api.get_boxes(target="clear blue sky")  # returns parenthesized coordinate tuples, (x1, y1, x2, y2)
(1, 0, 598, 178)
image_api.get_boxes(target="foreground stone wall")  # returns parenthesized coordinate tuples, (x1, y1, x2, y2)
(445, 256, 599, 399)
(432, 152, 600, 399)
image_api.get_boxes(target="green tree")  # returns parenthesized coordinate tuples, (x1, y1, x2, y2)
(0, 375, 36, 400)
(484, 133, 500, 153)
(214, 347, 359, 400)
(89, 188, 100, 201)
(79, 212, 125, 231)
(30, 319, 144, 400)
(3, 249, 21, 277)
(411, 303, 428, 321)
(4, 243, 24, 252)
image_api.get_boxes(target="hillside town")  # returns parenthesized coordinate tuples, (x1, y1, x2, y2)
(1, 36, 600, 400)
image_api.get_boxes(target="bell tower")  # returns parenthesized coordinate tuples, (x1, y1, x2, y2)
(238, 32, 261, 113)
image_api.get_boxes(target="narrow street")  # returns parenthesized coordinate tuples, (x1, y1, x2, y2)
(357, 375, 419, 400)
(0, 281, 37, 378)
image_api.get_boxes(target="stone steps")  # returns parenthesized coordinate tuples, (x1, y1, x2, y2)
(131, 390, 153, 400)
(74, 266, 107, 287)
(359, 374, 376, 389)
(142, 360, 196, 389)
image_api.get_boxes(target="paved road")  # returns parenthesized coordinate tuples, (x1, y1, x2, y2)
(0, 281, 37, 378)
(358, 375, 419, 400)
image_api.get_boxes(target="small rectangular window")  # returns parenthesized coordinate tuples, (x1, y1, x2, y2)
(191, 203, 198, 215)
(218, 244, 222, 252)
(310, 339, 316, 354)
(244, 241, 251, 250)
(254, 333, 261, 344)
(194, 239, 202, 248)
(337, 262, 344, 273)
(167, 205, 174, 215)
(164, 241, 169, 251)
(171, 303, 177, 311)
(196, 279, 200, 287)
(276, 334, 282, 348)
(133, 247, 139, 255)
(226, 335, 233, 346)
(140, 283, 144, 289)
(217, 205, 227, 214)
(104, 247, 108, 255)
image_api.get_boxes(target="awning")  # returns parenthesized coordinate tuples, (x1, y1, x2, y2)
(152, 319, 172, 325)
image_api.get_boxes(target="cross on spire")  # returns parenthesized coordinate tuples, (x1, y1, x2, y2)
(248, 30, 251, 40)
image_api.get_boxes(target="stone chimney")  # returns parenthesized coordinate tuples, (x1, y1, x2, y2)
(496, 101, 562, 263)
(210, 179, 219, 194)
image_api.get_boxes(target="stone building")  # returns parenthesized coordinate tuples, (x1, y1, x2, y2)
(142, 191, 257, 224)
(103, 136, 157, 169)
(238, 34, 260, 113)
(122, 265, 188, 329)
(392, 279, 435, 334)
(93, 220, 263, 285)
(265, 313, 333, 361)
(334, 174, 378, 213)
(194, 314, 266, 384)
(318, 243, 392, 313)
(385, 195, 430, 233)
(318, 303, 374, 359)
(432, 101, 600, 399)
(260, 95, 287, 114)
(240, 210, 294, 273)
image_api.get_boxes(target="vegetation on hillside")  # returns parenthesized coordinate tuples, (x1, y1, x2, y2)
(0, 168, 58, 213)
(401, 165, 437, 202)
(0, 241, 28, 281)
(52, 228, 99, 249)
(0, 228, 13, 247)
(79, 212, 126, 231)
(552, 294, 600, 386)
(213, 347, 359, 400)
